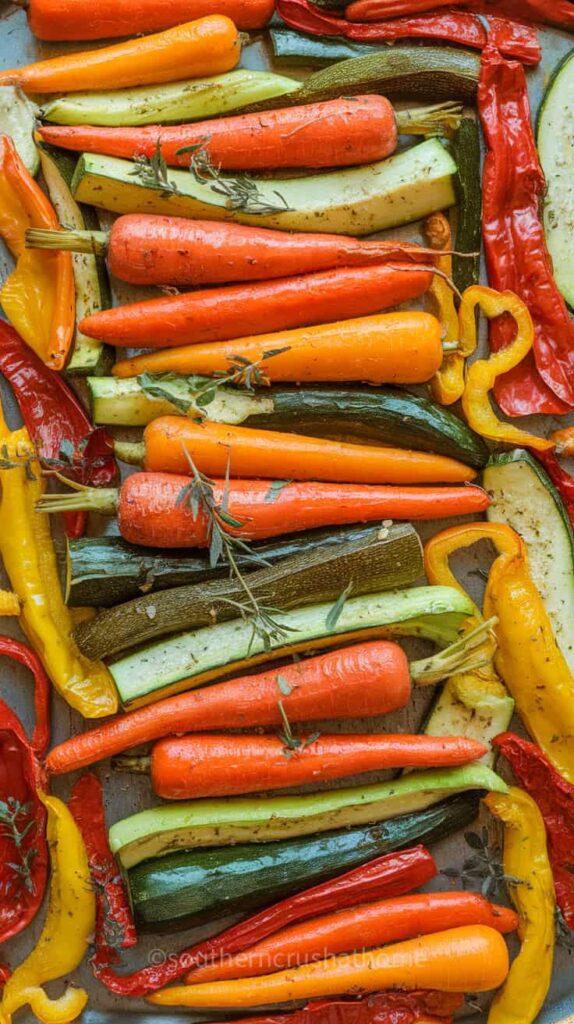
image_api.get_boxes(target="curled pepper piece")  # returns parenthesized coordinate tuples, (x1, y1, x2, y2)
(0, 136, 74, 370)
(484, 786, 555, 1024)
(0, 399, 118, 719)
(0, 793, 95, 1024)
(0, 591, 19, 616)
(460, 286, 553, 451)
(427, 522, 574, 784)
(424, 213, 463, 406)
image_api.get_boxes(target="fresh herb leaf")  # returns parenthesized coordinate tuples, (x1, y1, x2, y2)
(325, 581, 353, 631)
(130, 138, 179, 197)
(265, 480, 293, 503)
(188, 142, 292, 216)
(276, 674, 293, 697)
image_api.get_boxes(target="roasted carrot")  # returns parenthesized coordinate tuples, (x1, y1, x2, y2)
(78, 264, 433, 349)
(121, 733, 489, 799)
(0, 16, 240, 92)
(148, 925, 510, 1006)
(26, 216, 439, 288)
(36, 474, 490, 548)
(111, 312, 444, 384)
(120, 417, 476, 485)
(551, 426, 574, 457)
(186, 893, 518, 983)
(27, 0, 273, 38)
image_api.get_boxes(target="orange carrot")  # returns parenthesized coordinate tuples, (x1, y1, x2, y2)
(130, 733, 489, 799)
(26, 216, 439, 288)
(27, 0, 273, 38)
(126, 417, 476, 484)
(148, 925, 510, 1007)
(39, 96, 397, 170)
(551, 426, 574, 457)
(79, 264, 433, 348)
(0, 16, 240, 92)
(46, 641, 415, 774)
(36, 474, 491, 548)
(186, 892, 518, 983)
(111, 312, 444, 384)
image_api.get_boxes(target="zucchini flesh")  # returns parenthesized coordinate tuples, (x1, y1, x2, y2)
(0, 87, 39, 175)
(65, 523, 418, 607)
(452, 117, 481, 293)
(73, 528, 424, 661)
(537, 48, 574, 308)
(40, 69, 301, 127)
(71, 139, 457, 236)
(423, 675, 514, 767)
(38, 145, 112, 376)
(111, 763, 505, 869)
(110, 585, 474, 709)
(483, 449, 574, 673)
(128, 793, 479, 931)
(88, 378, 488, 469)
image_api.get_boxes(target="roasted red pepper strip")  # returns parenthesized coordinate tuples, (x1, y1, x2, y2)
(193, 992, 463, 1024)
(493, 732, 574, 929)
(532, 449, 574, 529)
(0, 637, 50, 952)
(69, 773, 137, 958)
(344, 0, 574, 32)
(478, 43, 574, 416)
(0, 319, 117, 539)
(276, 0, 540, 63)
(81, 840, 436, 996)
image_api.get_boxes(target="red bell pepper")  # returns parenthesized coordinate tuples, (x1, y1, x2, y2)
(195, 992, 464, 1024)
(532, 449, 574, 529)
(493, 732, 574, 928)
(478, 44, 574, 416)
(343, 0, 574, 33)
(0, 319, 117, 538)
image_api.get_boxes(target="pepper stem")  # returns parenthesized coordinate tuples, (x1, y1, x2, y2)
(25, 227, 108, 257)
(35, 487, 119, 515)
(410, 617, 497, 686)
(114, 441, 146, 466)
(112, 755, 152, 774)
(396, 101, 464, 139)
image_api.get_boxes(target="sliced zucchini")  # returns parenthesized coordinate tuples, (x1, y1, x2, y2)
(537, 48, 574, 308)
(38, 145, 112, 376)
(484, 449, 574, 672)
(271, 29, 377, 66)
(71, 139, 457, 236)
(129, 793, 479, 931)
(452, 117, 481, 293)
(88, 376, 273, 428)
(0, 87, 39, 175)
(424, 675, 514, 767)
(110, 585, 474, 709)
(111, 763, 507, 869)
(40, 69, 301, 127)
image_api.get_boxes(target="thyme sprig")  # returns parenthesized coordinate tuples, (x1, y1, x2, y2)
(130, 138, 179, 197)
(277, 699, 320, 754)
(183, 140, 292, 216)
(0, 797, 38, 896)
(441, 827, 525, 902)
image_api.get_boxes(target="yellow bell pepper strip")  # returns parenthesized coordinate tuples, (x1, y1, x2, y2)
(0, 590, 19, 615)
(427, 522, 574, 784)
(0, 135, 75, 370)
(424, 213, 464, 407)
(424, 528, 514, 759)
(0, 792, 95, 1024)
(0, 400, 118, 718)
(484, 787, 555, 1024)
(460, 286, 554, 451)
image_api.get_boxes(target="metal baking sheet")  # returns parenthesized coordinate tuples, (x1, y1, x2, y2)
(0, 7, 573, 1020)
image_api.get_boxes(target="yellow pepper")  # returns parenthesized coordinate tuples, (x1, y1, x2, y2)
(484, 786, 555, 1024)
(0, 401, 118, 718)
(0, 134, 75, 370)
(424, 213, 465, 406)
(0, 589, 19, 615)
(424, 527, 514, 759)
(460, 286, 553, 451)
(427, 522, 574, 784)
(0, 792, 95, 1024)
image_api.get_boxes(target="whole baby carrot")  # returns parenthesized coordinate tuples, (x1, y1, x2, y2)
(26, 0, 274, 38)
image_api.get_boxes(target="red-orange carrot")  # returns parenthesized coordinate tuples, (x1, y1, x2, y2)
(39, 96, 396, 170)
(27, 0, 273, 39)
(111, 312, 444, 384)
(26, 216, 440, 288)
(123, 733, 488, 799)
(79, 264, 433, 348)
(186, 892, 518, 983)
(127, 417, 475, 485)
(36, 474, 491, 548)
(46, 641, 414, 773)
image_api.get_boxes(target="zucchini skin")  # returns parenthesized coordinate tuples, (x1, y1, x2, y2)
(244, 387, 489, 469)
(452, 117, 481, 293)
(65, 523, 403, 607)
(128, 794, 478, 931)
(271, 29, 378, 65)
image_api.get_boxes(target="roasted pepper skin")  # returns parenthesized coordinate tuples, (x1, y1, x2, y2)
(424, 214, 462, 407)
(484, 787, 555, 1024)
(0, 793, 95, 1024)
